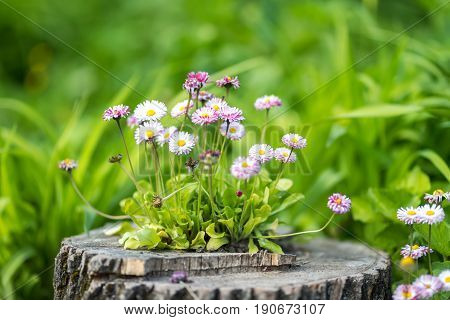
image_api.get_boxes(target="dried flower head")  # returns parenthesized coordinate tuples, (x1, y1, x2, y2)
(249, 144, 274, 163)
(400, 244, 432, 259)
(191, 106, 219, 125)
(216, 75, 240, 89)
(274, 147, 296, 163)
(152, 195, 163, 208)
(102, 104, 130, 121)
(108, 154, 123, 163)
(327, 193, 351, 214)
(254, 95, 282, 110)
(195, 90, 215, 104)
(171, 100, 194, 118)
(58, 159, 78, 172)
(281, 133, 307, 149)
(199, 150, 221, 166)
(230, 157, 261, 180)
(417, 204, 445, 225)
(169, 131, 196, 155)
(396, 206, 419, 224)
(220, 121, 245, 140)
(134, 121, 164, 144)
(413, 275, 443, 299)
(185, 157, 199, 173)
(134, 100, 167, 122)
(392, 284, 419, 300)
(424, 189, 449, 204)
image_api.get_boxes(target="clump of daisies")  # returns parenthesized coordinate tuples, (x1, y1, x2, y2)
(59, 70, 352, 253)
(393, 189, 449, 300)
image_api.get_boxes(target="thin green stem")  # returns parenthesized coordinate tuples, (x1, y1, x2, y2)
(152, 140, 165, 195)
(118, 162, 144, 193)
(261, 109, 269, 143)
(258, 214, 335, 239)
(144, 143, 153, 191)
(69, 174, 128, 220)
(116, 120, 135, 178)
(180, 93, 192, 131)
(427, 224, 433, 274)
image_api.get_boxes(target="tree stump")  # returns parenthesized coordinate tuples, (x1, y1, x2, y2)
(54, 226, 391, 300)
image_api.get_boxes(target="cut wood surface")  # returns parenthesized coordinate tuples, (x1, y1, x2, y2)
(54, 226, 391, 299)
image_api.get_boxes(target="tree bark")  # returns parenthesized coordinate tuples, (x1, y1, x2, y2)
(54, 226, 391, 299)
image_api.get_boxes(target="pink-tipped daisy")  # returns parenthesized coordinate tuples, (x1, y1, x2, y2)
(274, 147, 296, 163)
(205, 97, 228, 113)
(424, 189, 450, 204)
(392, 284, 419, 300)
(58, 159, 78, 172)
(156, 126, 178, 146)
(183, 71, 209, 93)
(168, 131, 196, 155)
(413, 275, 443, 299)
(248, 144, 274, 163)
(127, 115, 139, 128)
(281, 133, 307, 149)
(396, 207, 420, 224)
(327, 193, 351, 214)
(190, 71, 209, 85)
(134, 100, 167, 122)
(254, 95, 282, 110)
(417, 204, 445, 225)
(230, 157, 261, 180)
(220, 121, 245, 140)
(218, 105, 245, 122)
(216, 76, 240, 90)
(171, 100, 194, 118)
(102, 104, 130, 121)
(134, 121, 164, 144)
(191, 106, 219, 125)
(400, 244, 432, 259)
(438, 270, 450, 291)
(195, 90, 215, 103)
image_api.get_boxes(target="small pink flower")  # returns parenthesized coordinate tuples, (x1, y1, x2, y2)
(413, 275, 443, 299)
(392, 284, 419, 300)
(281, 133, 307, 149)
(230, 157, 261, 180)
(183, 71, 209, 93)
(191, 106, 219, 125)
(58, 159, 78, 172)
(102, 104, 130, 121)
(127, 115, 139, 128)
(218, 105, 245, 122)
(216, 76, 240, 89)
(400, 244, 432, 259)
(254, 95, 282, 110)
(327, 193, 351, 214)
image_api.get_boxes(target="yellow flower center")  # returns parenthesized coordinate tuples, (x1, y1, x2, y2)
(445, 276, 450, 283)
(291, 137, 298, 143)
(335, 198, 342, 205)
(212, 105, 220, 111)
(258, 149, 266, 155)
(282, 152, 289, 157)
(426, 210, 435, 216)
(400, 256, 414, 267)
(407, 210, 416, 216)
(226, 76, 231, 81)
(433, 189, 444, 196)
(179, 106, 185, 111)
(264, 97, 270, 103)
(145, 130, 154, 139)
(402, 291, 412, 299)
(146, 109, 156, 116)
(177, 139, 186, 147)
(229, 127, 236, 133)
(411, 244, 419, 250)
(201, 112, 210, 117)
(242, 162, 248, 168)
(425, 284, 431, 289)
(164, 132, 170, 139)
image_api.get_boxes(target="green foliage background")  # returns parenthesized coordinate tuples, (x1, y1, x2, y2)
(0, 0, 449, 299)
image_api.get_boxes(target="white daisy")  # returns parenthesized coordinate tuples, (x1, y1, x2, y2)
(171, 100, 194, 118)
(281, 133, 307, 149)
(392, 284, 419, 300)
(424, 189, 450, 204)
(248, 144, 273, 163)
(156, 126, 178, 146)
(169, 131, 196, 155)
(134, 121, 164, 144)
(274, 147, 296, 163)
(396, 206, 420, 224)
(134, 100, 167, 122)
(191, 106, 219, 125)
(438, 270, 450, 291)
(220, 121, 245, 140)
(413, 275, 443, 299)
(417, 204, 445, 224)
(205, 97, 228, 113)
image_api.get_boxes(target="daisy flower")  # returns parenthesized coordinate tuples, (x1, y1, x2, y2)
(417, 204, 445, 224)
(134, 100, 167, 122)
(195, 90, 215, 104)
(230, 157, 261, 180)
(216, 76, 240, 89)
(392, 284, 419, 300)
(218, 105, 245, 122)
(134, 121, 164, 144)
(183, 71, 209, 93)
(413, 275, 443, 299)
(396, 207, 420, 224)
(254, 95, 282, 110)
(190, 71, 209, 85)
(205, 97, 228, 113)
(171, 100, 194, 118)
(274, 147, 296, 163)
(191, 106, 219, 125)
(327, 193, 351, 214)
(281, 133, 307, 149)
(169, 131, 196, 155)
(438, 270, 450, 291)
(102, 104, 130, 121)
(156, 126, 177, 146)
(220, 121, 245, 140)
(58, 159, 78, 172)
(400, 244, 432, 259)
(127, 115, 139, 128)
(248, 144, 274, 163)
(424, 189, 450, 204)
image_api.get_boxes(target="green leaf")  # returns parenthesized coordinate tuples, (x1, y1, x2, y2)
(205, 223, 226, 238)
(241, 217, 264, 239)
(170, 235, 190, 249)
(263, 187, 270, 204)
(432, 261, 450, 275)
(276, 178, 293, 191)
(333, 104, 423, 119)
(120, 198, 140, 216)
(222, 188, 236, 207)
(257, 238, 284, 254)
(104, 222, 135, 236)
(248, 238, 259, 254)
(397, 166, 430, 195)
(415, 223, 450, 256)
(136, 228, 161, 249)
(206, 236, 229, 251)
(191, 231, 206, 249)
(351, 196, 379, 223)
(272, 193, 304, 215)
(223, 206, 235, 219)
(124, 238, 140, 250)
(218, 218, 234, 235)
(418, 150, 450, 182)
(255, 204, 271, 220)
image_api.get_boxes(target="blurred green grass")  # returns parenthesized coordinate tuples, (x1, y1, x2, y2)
(0, 0, 449, 299)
